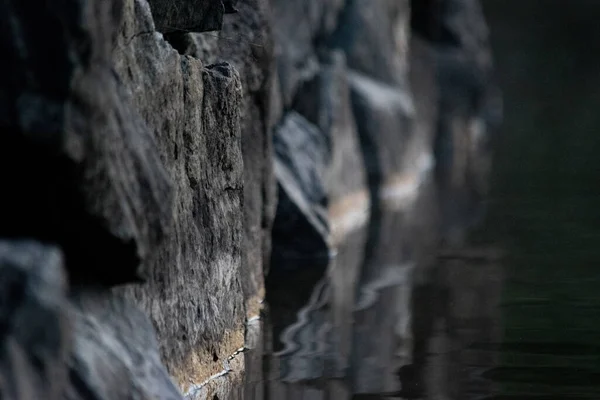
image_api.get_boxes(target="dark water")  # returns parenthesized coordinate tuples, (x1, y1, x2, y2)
(477, 1, 600, 398)
(239, 2, 600, 398)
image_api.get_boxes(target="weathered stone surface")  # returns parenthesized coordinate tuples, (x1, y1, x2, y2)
(292, 51, 366, 207)
(2, 0, 246, 395)
(216, 0, 278, 318)
(0, 241, 69, 400)
(0, 0, 173, 286)
(328, 0, 410, 86)
(65, 291, 183, 400)
(270, 0, 346, 106)
(271, 112, 330, 275)
(146, 0, 225, 33)
(172, 0, 277, 317)
(113, 0, 246, 393)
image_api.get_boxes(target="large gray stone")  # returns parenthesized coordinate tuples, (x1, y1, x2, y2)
(212, 0, 278, 317)
(167, 0, 277, 317)
(270, 0, 346, 106)
(0, 0, 502, 398)
(0, 241, 70, 400)
(271, 111, 331, 274)
(113, 0, 246, 392)
(328, 0, 410, 86)
(292, 51, 366, 206)
(0, 0, 173, 286)
(65, 291, 182, 400)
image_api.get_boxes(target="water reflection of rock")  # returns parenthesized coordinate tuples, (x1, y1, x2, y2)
(405, 256, 504, 400)
(261, 177, 440, 399)
(251, 182, 505, 400)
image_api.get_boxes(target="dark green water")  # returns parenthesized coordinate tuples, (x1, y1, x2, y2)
(481, 1, 600, 397)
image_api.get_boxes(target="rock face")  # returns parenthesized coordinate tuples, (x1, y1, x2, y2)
(411, 0, 502, 245)
(0, 242, 70, 400)
(0, 0, 499, 399)
(162, 0, 277, 319)
(0, 0, 173, 287)
(271, 112, 331, 274)
(1, 0, 248, 397)
(112, 0, 247, 393)
(66, 291, 183, 400)
(263, 0, 500, 396)
(147, 0, 225, 33)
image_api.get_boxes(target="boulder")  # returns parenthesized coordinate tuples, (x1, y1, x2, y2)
(328, 0, 410, 86)
(65, 291, 182, 400)
(0, 241, 70, 400)
(292, 51, 365, 207)
(270, 0, 347, 106)
(0, 0, 502, 397)
(113, 0, 246, 393)
(169, 0, 278, 317)
(270, 111, 331, 275)
(290, 52, 370, 377)
(0, 0, 173, 286)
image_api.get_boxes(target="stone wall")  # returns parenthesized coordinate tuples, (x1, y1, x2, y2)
(0, 0, 499, 399)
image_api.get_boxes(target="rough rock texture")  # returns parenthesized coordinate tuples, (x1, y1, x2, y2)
(165, 0, 277, 318)
(147, 0, 224, 33)
(328, 0, 410, 86)
(1, 0, 247, 398)
(0, 0, 499, 398)
(147, 0, 239, 33)
(0, 0, 173, 287)
(112, 0, 247, 393)
(270, 0, 346, 107)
